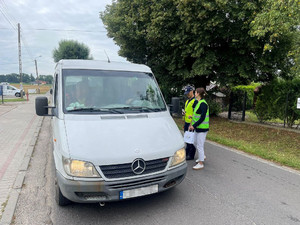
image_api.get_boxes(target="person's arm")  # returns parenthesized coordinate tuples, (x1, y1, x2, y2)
(192, 103, 208, 128)
(192, 100, 198, 109)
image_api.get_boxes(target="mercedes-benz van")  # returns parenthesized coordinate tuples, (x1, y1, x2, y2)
(35, 60, 186, 206)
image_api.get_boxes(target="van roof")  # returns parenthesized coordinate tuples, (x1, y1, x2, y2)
(56, 60, 152, 73)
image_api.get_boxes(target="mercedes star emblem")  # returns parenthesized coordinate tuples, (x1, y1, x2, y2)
(131, 158, 146, 175)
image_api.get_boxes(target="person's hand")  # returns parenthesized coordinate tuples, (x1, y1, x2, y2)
(189, 125, 194, 131)
(188, 115, 192, 119)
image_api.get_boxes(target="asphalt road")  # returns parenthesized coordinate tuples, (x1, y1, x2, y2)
(13, 117, 300, 225)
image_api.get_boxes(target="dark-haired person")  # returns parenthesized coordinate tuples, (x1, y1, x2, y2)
(182, 85, 197, 160)
(189, 87, 209, 170)
(66, 81, 93, 110)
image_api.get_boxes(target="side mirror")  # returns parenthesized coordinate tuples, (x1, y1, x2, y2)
(50, 89, 53, 95)
(35, 97, 49, 116)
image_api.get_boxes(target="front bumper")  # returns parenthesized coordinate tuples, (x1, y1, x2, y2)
(57, 163, 187, 203)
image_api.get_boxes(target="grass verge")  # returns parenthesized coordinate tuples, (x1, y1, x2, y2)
(0, 98, 27, 103)
(245, 110, 300, 125)
(173, 116, 300, 170)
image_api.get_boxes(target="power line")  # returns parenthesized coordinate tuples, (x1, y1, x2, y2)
(0, 1, 35, 61)
(0, 27, 107, 33)
(20, 28, 34, 60)
(0, 0, 18, 25)
(0, 6, 17, 31)
(0, 60, 34, 66)
(27, 28, 107, 33)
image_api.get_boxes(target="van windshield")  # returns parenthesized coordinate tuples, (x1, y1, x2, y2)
(62, 69, 167, 114)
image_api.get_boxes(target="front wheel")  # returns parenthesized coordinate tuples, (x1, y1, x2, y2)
(55, 181, 71, 206)
(15, 92, 21, 97)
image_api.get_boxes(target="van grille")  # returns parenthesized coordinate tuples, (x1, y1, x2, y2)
(100, 158, 169, 179)
(108, 176, 165, 189)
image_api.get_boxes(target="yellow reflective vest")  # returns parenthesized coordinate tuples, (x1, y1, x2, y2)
(184, 98, 196, 123)
(192, 99, 209, 129)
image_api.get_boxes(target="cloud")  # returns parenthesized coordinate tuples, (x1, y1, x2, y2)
(0, 0, 126, 76)
(37, 7, 50, 15)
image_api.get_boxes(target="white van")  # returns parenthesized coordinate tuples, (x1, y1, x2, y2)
(35, 60, 187, 206)
(0, 83, 24, 97)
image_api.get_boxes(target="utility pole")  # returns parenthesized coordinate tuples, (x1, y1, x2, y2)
(34, 59, 40, 93)
(18, 23, 23, 98)
(34, 55, 42, 94)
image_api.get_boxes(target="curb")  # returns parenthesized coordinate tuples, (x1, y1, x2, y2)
(0, 117, 44, 225)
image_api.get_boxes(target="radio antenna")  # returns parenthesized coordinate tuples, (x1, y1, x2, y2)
(104, 50, 110, 63)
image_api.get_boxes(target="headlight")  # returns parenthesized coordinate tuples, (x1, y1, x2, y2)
(170, 148, 186, 167)
(63, 157, 100, 178)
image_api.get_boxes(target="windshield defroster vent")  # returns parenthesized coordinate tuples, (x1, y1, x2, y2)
(100, 115, 126, 120)
(126, 115, 148, 119)
(100, 115, 149, 120)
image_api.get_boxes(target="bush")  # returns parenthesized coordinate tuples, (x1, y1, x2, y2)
(231, 83, 261, 111)
(255, 78, 300, 127)
(206, 98, 222, 116)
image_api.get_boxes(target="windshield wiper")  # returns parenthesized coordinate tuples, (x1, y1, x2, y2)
(67, 108, 123, 114)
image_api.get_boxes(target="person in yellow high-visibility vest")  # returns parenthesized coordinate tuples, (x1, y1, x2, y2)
(182, 85, 197, 160)
(189, 87, 209, 170)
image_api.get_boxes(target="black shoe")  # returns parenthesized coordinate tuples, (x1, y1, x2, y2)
(186, 155, 194, 160)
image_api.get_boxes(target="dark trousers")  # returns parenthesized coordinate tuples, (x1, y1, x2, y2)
(184, 122, 196, 159)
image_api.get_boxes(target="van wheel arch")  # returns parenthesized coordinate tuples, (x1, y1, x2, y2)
(55, 180, 71, 206)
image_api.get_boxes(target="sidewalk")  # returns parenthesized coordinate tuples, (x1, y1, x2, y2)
(0, 96, 43, 224)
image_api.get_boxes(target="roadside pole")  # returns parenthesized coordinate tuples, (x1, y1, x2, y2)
(284, 92, 289, 128)
(18, 23, 23, 99)
(242, 91, 247, 121)
(0, 85, 3, 104)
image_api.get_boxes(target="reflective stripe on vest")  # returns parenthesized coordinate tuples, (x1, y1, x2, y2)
(184, 98, 195, 123)
(192, 99, 209, 129)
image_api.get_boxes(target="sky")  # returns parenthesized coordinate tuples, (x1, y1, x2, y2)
(0, 0, 127, 77)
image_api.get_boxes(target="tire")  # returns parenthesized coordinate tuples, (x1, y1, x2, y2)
(15, 92, 20, 97)
(55, 181, 71, 206)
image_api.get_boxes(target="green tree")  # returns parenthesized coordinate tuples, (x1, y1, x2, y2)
(52, 40, 93, 62)
(30, 74, 36, 82)
(249, 0, 300, 80)
(101, 0, 300, 96)
(5, 73, 19, 83)
(39, 75, 53, 84)
(0, 75, 6, 82)
(44, 75, 53, 84)
(256, 78, 300, 127)
(22, 74, 31, 83)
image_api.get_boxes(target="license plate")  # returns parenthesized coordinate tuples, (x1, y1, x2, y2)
(119, 185, 158, 199)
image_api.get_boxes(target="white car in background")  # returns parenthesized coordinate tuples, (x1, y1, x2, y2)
(0, 82, 24, 97)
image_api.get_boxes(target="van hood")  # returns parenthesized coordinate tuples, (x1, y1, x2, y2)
(64, 113, 184, 166)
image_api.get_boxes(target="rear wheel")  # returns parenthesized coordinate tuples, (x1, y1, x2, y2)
(55, 180, 71, 206)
